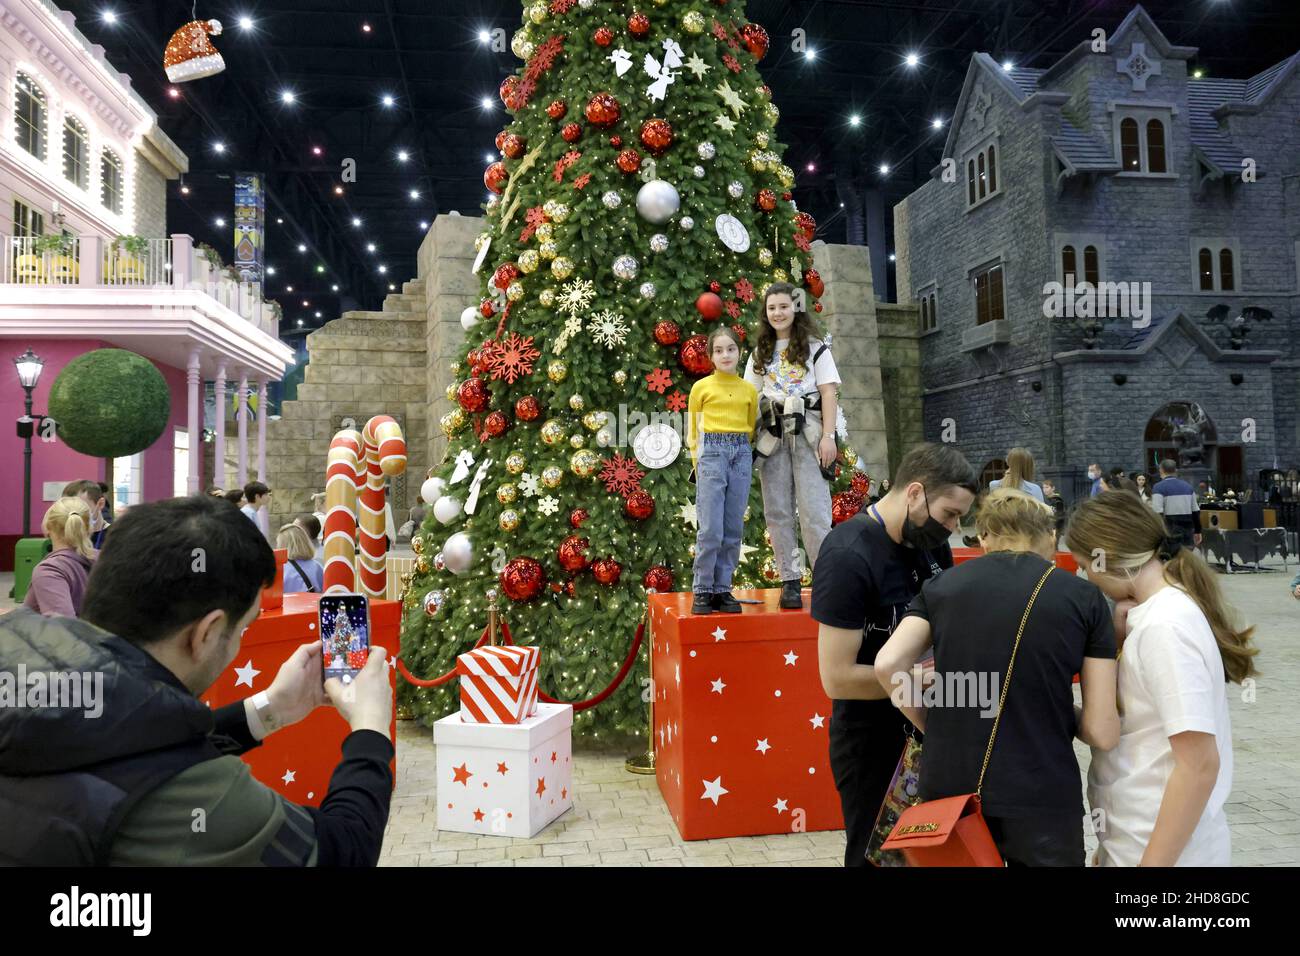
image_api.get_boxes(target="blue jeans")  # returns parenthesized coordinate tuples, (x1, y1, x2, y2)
(693, 433, 752, 593)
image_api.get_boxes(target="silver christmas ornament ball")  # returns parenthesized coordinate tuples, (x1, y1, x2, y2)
(679, 216, 695, 231)
(697, 141, 716, 161)
(602, 190, 622, 209)
(692, 165, 706, 178)
(612, 254, 640, 280)
(635, 179, 681, 224)
(639, 281, 657, 300)
(649, 233, 669, 253)
(727, 180, 744, 198)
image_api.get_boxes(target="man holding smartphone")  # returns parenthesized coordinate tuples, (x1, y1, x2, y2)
(0, 494, 396, 866)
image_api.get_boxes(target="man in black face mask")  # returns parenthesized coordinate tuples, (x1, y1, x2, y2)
(812, 443, 977, 867)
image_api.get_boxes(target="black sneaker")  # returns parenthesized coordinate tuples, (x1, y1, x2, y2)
(691, 592, 714, 615)
(779, 580, 803, 609)
(712, 591, 742, 614)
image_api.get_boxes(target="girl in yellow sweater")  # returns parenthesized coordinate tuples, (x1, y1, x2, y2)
(687, 326, 759, 615)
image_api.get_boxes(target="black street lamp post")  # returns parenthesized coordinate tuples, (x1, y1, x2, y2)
(14, 348, 45, 537)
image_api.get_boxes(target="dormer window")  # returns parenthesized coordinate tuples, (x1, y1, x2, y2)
(1115, 109, 1171, 175)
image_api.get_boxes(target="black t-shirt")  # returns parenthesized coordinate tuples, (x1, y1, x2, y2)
(810, 510, 952, 725)
(904, 551, 1116, 817)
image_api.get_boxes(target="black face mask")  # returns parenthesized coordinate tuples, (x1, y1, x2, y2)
(901, 485, 951, 551)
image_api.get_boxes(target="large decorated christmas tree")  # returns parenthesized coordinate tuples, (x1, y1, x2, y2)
(400, 0, 868, 739)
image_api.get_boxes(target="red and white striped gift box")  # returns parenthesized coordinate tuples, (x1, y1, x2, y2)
(455, 644, 541, 724)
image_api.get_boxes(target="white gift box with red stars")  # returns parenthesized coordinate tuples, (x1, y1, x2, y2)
(434, 702, 574, 838)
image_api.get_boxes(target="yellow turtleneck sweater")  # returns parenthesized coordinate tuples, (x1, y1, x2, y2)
(686, 370, 758, 463)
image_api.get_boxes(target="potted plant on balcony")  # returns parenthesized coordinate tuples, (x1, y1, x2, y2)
(114, 234, 150, 257)
(31, 233, 77, 283)
(110, 234, 151, 283)
(31, 233, 73, 256)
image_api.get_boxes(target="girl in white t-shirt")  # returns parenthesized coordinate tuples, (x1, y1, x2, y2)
(1066, 491, 1259, 866)
(743, 282, 841, 610)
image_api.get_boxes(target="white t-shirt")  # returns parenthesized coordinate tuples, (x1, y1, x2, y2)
(1088, 586, 1233, 866)
(743, 337, 840, 398)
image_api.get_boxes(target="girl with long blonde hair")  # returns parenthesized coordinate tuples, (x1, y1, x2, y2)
(23, 496, 97, 617)
(1066, 490, 1257, 866)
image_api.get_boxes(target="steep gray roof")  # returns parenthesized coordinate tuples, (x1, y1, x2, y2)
(1053, 121, 1121, 172)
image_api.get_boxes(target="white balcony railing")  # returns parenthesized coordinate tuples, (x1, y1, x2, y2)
(1, 233, 279, 338)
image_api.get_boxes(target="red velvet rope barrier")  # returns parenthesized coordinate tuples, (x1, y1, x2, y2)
(395, 613, 646, 713)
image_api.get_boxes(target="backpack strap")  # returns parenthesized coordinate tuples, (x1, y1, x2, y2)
(288, 559, 317, 593)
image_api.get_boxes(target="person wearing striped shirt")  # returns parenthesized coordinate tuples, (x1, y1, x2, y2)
(1151, 460, 1202, 549)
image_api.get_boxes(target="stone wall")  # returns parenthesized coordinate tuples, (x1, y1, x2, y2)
(875, 302, 924, 479)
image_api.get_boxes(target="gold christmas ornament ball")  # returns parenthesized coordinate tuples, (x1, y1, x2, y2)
(474, 233, 490, 252)
(505, 452, 527, 474)
(801, 567, 813, 587)
(568, 394, 585, 412)
(535, 222, 555, 242)
(754, 130, 770, 149)
(748, 150, 767, 172)
(596, 427, 615, 447)
(403, 590, 419, 610)
(512, 32, 534, 60)
(540, 418, 566, 445)
(582, 410, 609, 431)
(506, 280, 526, 302)
(526, 2, 547, 25)
(688, 544, 696, 559)
(518, 249, 540, 273)
(765, 102, 780, 126)
(411, 535, 425, 555)
(682, 10, 706, 33)
(496, 483, 518, 504)
(499, 509, 521, 532)
(444, 383, 458, 401)
(758, 248, 774, 267)
(551, 256, 574, 280)
(541, 465, 563, 488)
(763, 528, 772, 547)
(539, 288, 557, 307)
(569, 433, 586, 449)
(613, 369, 628, 385)
(415, 555, 431, 574)
(777, 165, 795, 189)
(441, 409, 467, 437)
(450, 361, 463, 375)
(773, 268, 789, 282)
(539, 241, 559, 260)
(547, 359, 568, 382)
(843, 445, 859, 466)
(549, 202, 571, 223)
(761, 556, 780, 581)
(571, 449, 600, 477)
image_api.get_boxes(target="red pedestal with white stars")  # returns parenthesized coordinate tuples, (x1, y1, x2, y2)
(200, 592, 401, 808)
(433, 702, 574, 838)
(649, 590, 844, 841)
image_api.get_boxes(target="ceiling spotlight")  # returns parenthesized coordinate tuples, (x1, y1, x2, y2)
(312, 146, 323, 156)
(905, 52, 920, 67)
(888, 253, 897, 262)
(848, 114, 861, 127)
(286, 285, 294, 292)
(419, 221, 429, 230)
(280, 90, 296, 104)
(331, 284, 339, 292)
(378, 264, 388, 274)
(315, 264, 325, 273)
(806, 163, 816, 172)
(804, 49, 816, 61)
(389, 284, 396, 291)
(297, 319, 304, 327)
(212, 141, 226, 153)
(361, 22, 372, 33)
(302, 300, 309, 307)
(179, 184, 190, 194)
(215, 217, 226, 227)
(478, 29, 491, 44)
(168, 87, 181, 99)
(397, 150, 410, 162)
(1002, 60, 1015, 72)
(485, 152, 495, 163)
(315, 311, 322, 318)
(409, 189, 420, 200)
(366, 242, 377, 253)
(480, 96, 494, 110)
(238, 15, 254, 31)
(879, 163, 891, 175)
(931, 117, 944, 129)
(352, 217, 362, 227)
(102, 10, 118, 25)
(267, 266, 277, 275)
(839, 202, 845, 208)
(1192, 68, 1204, 79)
(276, 217, 284, 224)
(334, 185, 344, 195)
(381, 94, 395, 107)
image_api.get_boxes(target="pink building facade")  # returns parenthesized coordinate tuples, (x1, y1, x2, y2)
(0, 0, 293, 561)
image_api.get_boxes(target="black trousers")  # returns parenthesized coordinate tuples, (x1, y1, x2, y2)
(828, 714, 911, 868)
(984, 813, 1085, 867)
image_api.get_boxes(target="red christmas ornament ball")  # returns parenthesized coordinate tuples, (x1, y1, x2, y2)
(494, 130, 508, 151)
(499, 76, 518, 107)
(795, 211, 817, 241)
(483, 410, 509, 438)
(479, 299, 496, 318)
(514, 395, 542, 421)
(756, 188, 778, 212)
(584, 92, 621, 128)
(484, 161, 509, 194)
(456, 377, 491, 413)
(616, 148, 642, 173)
(564, 579, 577, 598)
(804, 267, 825, 298)
(831, 491, 864, 525)
(500, 557, 546, 602)
(628, 12, 651, 36)
(557, 534, 591, 572)
(501, 134, 526, 159)
(679, 334, 713, 377)
(709, 280, 721, 293)
(492, 262, 520, 291)
(591, 557, 623, 586)
(609, 135, 623, 147)
(561, 122, 582, 143)
(624, 489, 655, 521)
(851, 472, 871, 497)
(642, 564, 674, 593)
(695, 291, 723, 320)
(594, 26, 614, 47)
(546, 98, 568, 120)
(740, 23, 770, 60)
(639, 118, 674, 153)
(814, 302, 823, 313)
(653, 320, 681, 346)
(569, 507, 589, 529)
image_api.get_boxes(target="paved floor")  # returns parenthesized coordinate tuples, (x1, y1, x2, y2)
(378, 565, 1300, 867)
(3, 562, 1296, 866)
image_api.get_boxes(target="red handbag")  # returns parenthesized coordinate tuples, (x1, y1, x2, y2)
(882, 564, 1055, 867)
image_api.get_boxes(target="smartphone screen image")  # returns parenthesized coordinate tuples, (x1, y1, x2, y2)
(319, 593, 370, 685)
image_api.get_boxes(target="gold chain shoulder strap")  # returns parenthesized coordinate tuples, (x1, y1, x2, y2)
(975, 562, 1056, 799)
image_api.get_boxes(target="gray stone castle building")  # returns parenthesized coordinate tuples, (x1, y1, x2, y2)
(892, 4, 1300, 498)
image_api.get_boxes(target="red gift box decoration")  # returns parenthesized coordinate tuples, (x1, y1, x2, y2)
(456, 644, 542, 724)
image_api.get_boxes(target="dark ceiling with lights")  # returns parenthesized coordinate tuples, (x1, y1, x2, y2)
(58, 0, 1300, 340)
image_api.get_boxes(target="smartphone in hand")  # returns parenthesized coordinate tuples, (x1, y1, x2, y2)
(318, 593, 370, 685)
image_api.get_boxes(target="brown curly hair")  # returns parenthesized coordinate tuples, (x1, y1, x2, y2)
(753, 281, 821, 376)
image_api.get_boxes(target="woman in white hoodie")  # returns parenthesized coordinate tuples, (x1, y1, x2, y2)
(1066, 491, 1258, 866)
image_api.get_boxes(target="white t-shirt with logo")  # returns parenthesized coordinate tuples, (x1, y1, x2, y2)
(743, 337, 840, 398)
(1088, 586, 1233, 866)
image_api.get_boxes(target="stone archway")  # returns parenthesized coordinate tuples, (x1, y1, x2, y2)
(1143, 400, 1217, 474)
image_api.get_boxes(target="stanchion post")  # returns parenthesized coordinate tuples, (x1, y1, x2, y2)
(486, 588, 501, 646)
(625, 593, 656, 775)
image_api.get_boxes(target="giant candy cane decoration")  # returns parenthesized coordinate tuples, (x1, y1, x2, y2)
(322, 415, 407, 596)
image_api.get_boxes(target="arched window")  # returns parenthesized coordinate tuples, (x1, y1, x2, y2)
(919, 297, 929, 333)
(977, 151, 987, 199)
(101, 149, 123, 215)
(987, 144, 997, 193)
(15, 72, 47, 159)
(927, 292, 938, 331)
(1062, 245, 1077, 283)
(967, 159, 976, 205)
(1218, 248, 1234, 291)
(1145, 119, 1167, 173)
(1198, 248, 1214, 291)
(1083, 245, 1100, 285)
(1120, 118, 1141, 171)
(63, 116, 88, 189)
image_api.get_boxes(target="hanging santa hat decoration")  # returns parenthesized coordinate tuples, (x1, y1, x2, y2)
(163, 19, 226, 83)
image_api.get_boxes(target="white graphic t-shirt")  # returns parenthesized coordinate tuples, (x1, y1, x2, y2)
(743, 337, 840, 398)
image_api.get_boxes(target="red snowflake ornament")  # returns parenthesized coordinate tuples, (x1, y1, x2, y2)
(711, 21, 729, 42)
(734, 278, 755, 303)
(645, 367, 672, 393)
(573, 172, 592, 190)
(483, 333, 540, 384)
(519, 205, 549, 242)
(549, 0, 576, 15)
(553, 149, 582, 182)
(665, 389, 688, 412)
(794, 233, 812, 253)
(724, 300, 742, 319)
(599, 452, 646, 498)
(723, 53, 741, 73)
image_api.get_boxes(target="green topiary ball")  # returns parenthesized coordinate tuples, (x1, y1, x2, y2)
(47, 349, 171, 458)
